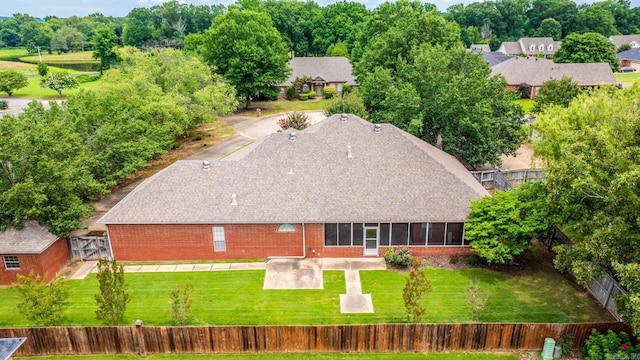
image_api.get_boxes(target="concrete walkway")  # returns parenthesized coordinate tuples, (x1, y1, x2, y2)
(69, 258, 386, 314)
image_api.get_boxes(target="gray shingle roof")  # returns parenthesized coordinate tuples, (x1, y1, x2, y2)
(498, 41, 522, 55)
(617, 47, 640, 61)
(482, 52, 514, 67)
(99, 115, 488, 225)
(0, 221, 59, 254)
(491, 57, 617, 86)
(280, 57, 358, 86)
(498, 38, 561, 56)
(0, 338, 26, 360)
(610, 35, 640, 48)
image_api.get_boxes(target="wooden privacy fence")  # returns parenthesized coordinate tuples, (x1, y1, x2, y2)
(0, 322, 632, 356)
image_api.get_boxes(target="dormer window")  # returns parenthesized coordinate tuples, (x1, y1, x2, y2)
(548, 44, 554, 51)
(529, 44, 536, 52)
(538, 44, 545, 51)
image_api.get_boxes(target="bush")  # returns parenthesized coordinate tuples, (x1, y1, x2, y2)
(582, 329, 635, 359)
(557, 333, 574, 358)
(384, 246, 414, 268)
(323, 92, 368, 118)
(277, 111, 311, 131)
(449, 254, 459, 264)
(324, 86, 336, 99)
(37, 62, 48, 77)
(466, 256, 479, 266)
(286, 86, 294, 100)
(307, 91, 316, 99)
(171, 282, 195, 326)
(342, 83, 352, 95)
(299, 93, 309, 101)
(75, 74, 100, 83)
(15, 272, 71, 326)
(0, 100, 7, 110)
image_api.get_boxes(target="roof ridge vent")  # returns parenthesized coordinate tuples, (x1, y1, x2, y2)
(202, 161, 210, 170)
(374, 124, 381, 133)
(347, 145, 352, 158)
(289, 132, 297, 142)
(231, 193, 238, 206)
(340, 114, 347, 122)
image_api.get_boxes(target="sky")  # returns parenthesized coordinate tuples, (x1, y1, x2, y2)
(0, 0, 638, 19)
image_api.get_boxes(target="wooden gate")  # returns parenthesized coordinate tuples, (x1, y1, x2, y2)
(69, 233, 112, 261)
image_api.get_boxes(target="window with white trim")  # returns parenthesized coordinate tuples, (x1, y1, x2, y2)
(3, 256, 19, 269)
(278, 224, 295, 232)
(547, 44, 554, 51)
(538, 44, 545, 51)
(212, 226, 226, 252)
(529, 44, 536, 51)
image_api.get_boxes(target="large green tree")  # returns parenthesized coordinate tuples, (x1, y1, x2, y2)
(535, 85, 640, 334)
(553, 32, 620, 72)
(532, 76, 582, 113)
(91, 27, 119, 74)
(465, 182, 551, 264)
(0, 70, 28, 96)
(203, 8, 289, 108)
(358, 45, 525, 168)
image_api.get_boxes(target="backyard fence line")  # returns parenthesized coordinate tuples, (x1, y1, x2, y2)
(470, 168, 546, 191)
(0, 322, 631, 356)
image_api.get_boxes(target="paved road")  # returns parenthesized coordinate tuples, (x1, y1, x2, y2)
(0, 98, 63, 116)
(71, 110, 328, 237)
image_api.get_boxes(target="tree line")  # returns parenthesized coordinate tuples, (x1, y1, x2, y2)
(1, 0, 639, 57)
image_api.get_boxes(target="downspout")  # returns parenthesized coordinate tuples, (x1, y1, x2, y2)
(266, 222, 306, 260)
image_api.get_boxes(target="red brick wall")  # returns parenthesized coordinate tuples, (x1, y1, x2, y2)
(109, 224, 307, 261)
(0, 237, 69, 286)
(107, 223, 474, 261)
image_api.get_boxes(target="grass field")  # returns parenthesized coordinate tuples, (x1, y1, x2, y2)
(237, 99, 328, 117)
(514, 99, 534, 113)
(20, 51, 97, 63)
(15, 352, 522, 360)
(0, 47, 29, 60)
(2, 75, 103, 99)
(0, 258, 610, 327)
(615, 71, 640, 87)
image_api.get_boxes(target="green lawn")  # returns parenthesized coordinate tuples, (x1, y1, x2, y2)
(15, 352, 521, 360)
(238, 99, 328, 117)
(19, 51, 96, 63)
(0, 264, 610, 327)
(0, 47, 29, 60)
(0, 75, 103, 99)
(514, 99, 534, 114)
(615, 72, 640, 87)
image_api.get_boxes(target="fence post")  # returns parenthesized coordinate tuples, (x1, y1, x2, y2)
(603, 276, 616, 310)
(135, 319, 147, 358)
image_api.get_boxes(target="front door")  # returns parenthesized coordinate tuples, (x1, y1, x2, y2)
(364, 226, 378, 256)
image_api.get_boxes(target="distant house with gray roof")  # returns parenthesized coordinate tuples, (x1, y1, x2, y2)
(0, 221, 69, 285)
(98, 114, 488, 261)
(279, 57, 357, 98)
(617, 47, 640, 69)
(609, 35, 640, 50)
(491, 57, 617, 98)
(497, 37, 561, 58)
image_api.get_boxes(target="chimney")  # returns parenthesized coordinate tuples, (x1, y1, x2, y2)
(231, 193, 237, 206)
(289, 132, 297, 142)
(374, 124, 381, 133)
(202, 161, 210, 170)
(340, 113, 347, 122)
(347, 145, 352, 158)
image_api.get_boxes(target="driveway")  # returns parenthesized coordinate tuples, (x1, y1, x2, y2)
(0, 98, 63, 116)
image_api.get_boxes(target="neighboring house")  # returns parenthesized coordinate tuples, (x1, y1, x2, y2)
(491, 57, 617, 98)
(617, 47, 640, 69)
(0, 221, 69, 286)
(98, 114, 488, 261)
(497, 37, 561, 57)
(609, 35, 640, 50)
(279, 57, 357, 98)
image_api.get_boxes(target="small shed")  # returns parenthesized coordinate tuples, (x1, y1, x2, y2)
(0, 221, 69, 285)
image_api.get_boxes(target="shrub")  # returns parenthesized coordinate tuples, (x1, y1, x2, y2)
(342, 83, 352, 95)
(307, 91, 316, 99)
(15, 272, 71, 326)
(466, 256, 479, 266)
(171, 282, 195, 326)
(37, 62, 49, 76)
(299, 93, 309, 101)
(582, 329, 635, 359)
(557, 333, 574, 358)
(286, 86, 294, 100)
(384, 247, 414, 268)
(323, 92, 368, 118)
(277, 111, 311, 131)
(95, 259, 130, 325)
(449, 254, 459, 264)
(75, 74, 100, 83)
(324, 86, 336, 99)
(403, 258, 432, 322)
(0, 100, 7, 110)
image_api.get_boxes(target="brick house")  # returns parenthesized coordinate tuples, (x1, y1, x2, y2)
(491, 56, 617, 98)
(617, 48, 640, 70)
(497, 37, 561, 58)
(98, 114, 488, 261)
(279, 57, 357, 98)
(0, 221, 69, 285)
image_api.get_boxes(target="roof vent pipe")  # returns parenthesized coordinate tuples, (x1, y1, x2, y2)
(231, 193, 238, 206)
(347, 145, 352, 158)
(340, 114, 347, 122)
(289, 132, 297, 142)
(374, 124, 381, 133)
(203, 161, 210, 170)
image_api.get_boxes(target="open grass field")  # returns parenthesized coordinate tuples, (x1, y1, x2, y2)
(20, 51, 97, 63)
(237, 99, 328, 117)
(615, 71, 640, 87)
(2, 76, 103, 99)
(0, 47, 29, 60)
(0, 253, 611, 327)
(15, 352, 522, 360)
